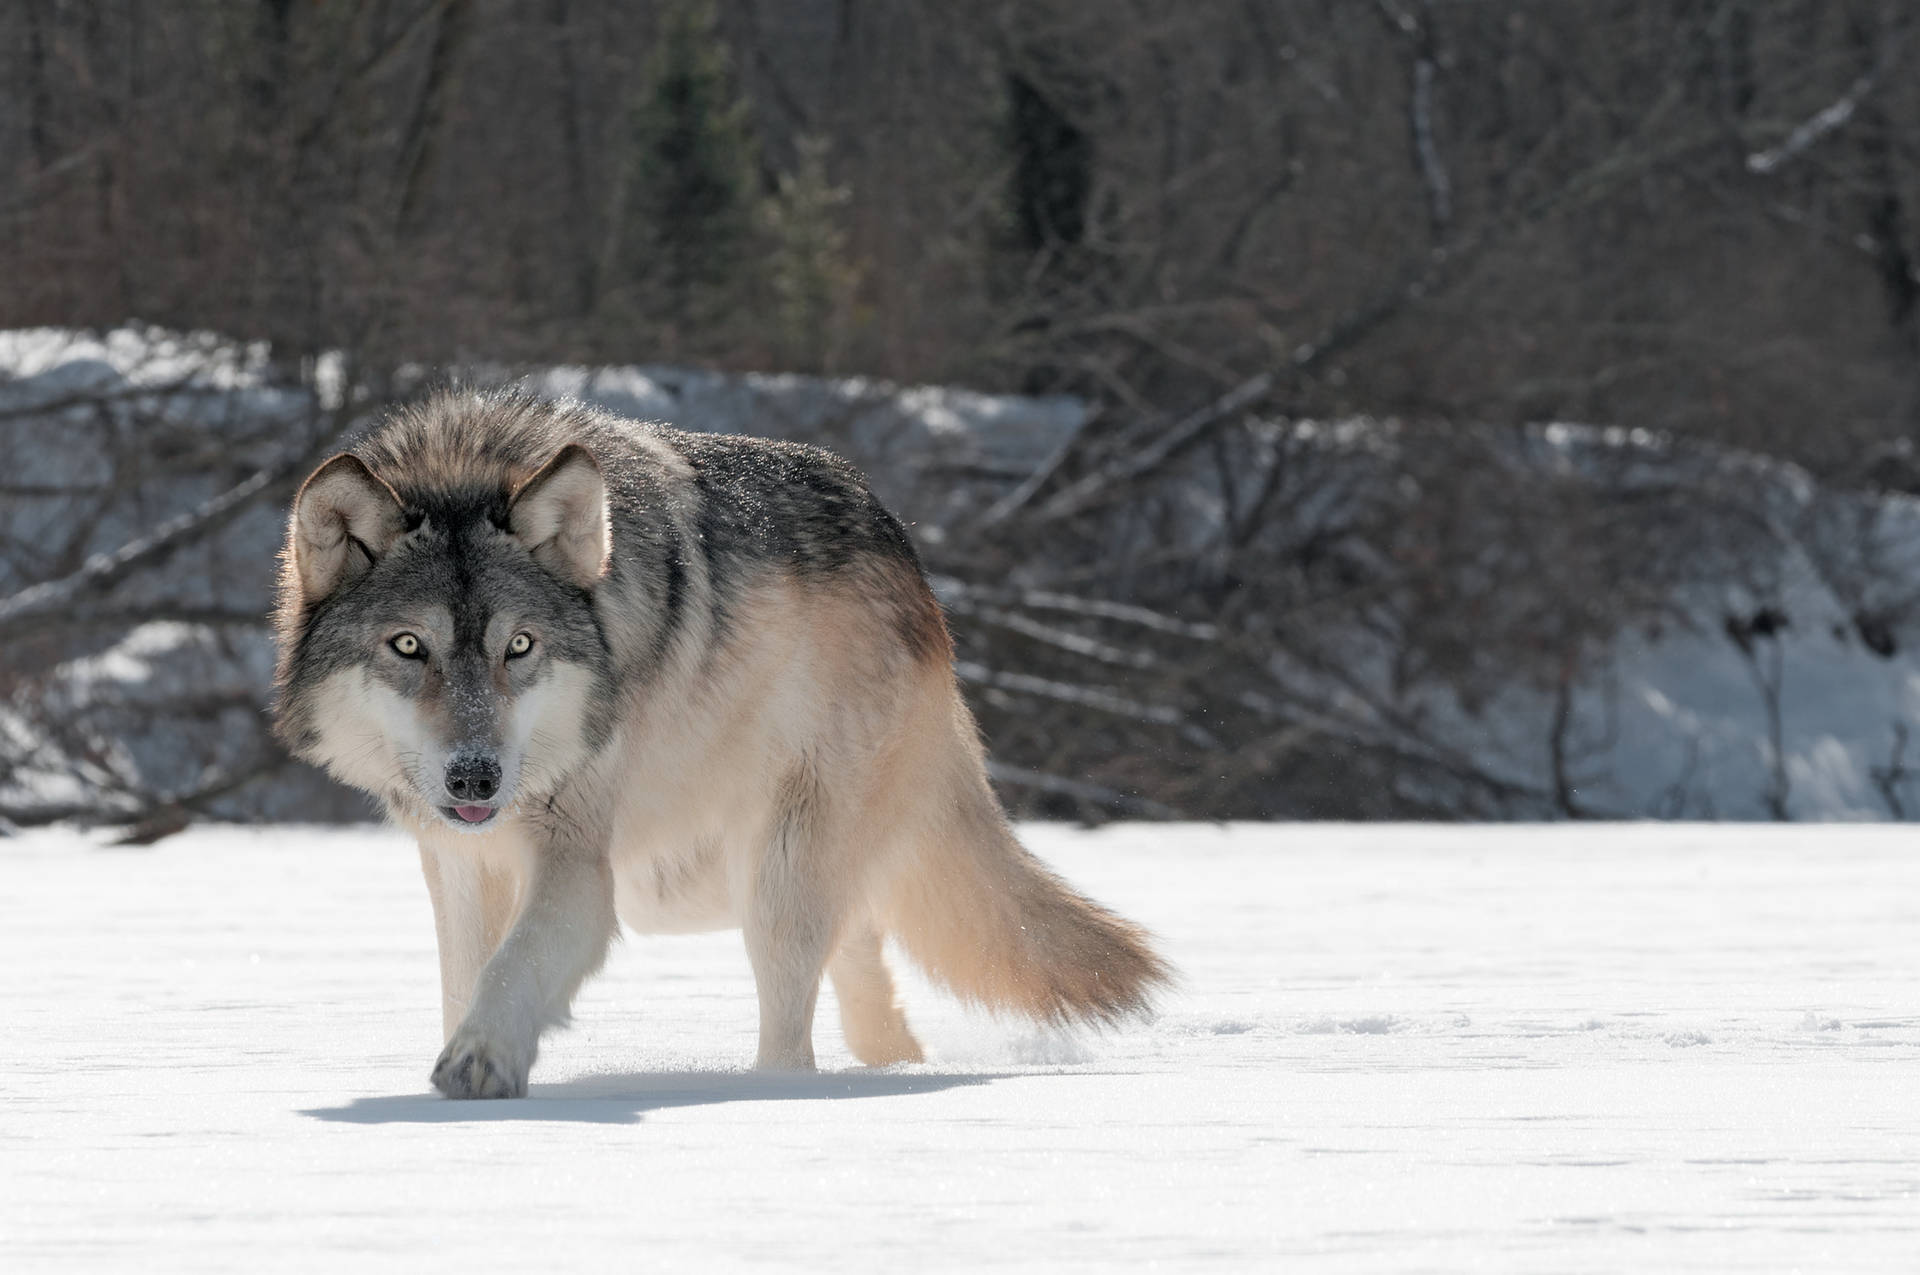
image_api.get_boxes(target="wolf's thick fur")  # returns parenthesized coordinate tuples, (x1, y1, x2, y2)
(272, 391, 1168, 1097)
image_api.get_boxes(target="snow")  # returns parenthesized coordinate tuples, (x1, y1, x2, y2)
(4, 823, 1916, 1270)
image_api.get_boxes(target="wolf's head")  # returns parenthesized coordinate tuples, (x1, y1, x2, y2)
(273, 442, 614, 831)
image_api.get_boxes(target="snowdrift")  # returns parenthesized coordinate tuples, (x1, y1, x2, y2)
(5, 326, 1920, 821)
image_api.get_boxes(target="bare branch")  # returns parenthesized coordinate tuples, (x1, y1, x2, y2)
(985, 762, 1180, 819)
(0, 753, 292, 832)
(1747, 73, 1875, 175)
(1031, 372, 1274, 521)
(978, 406, 1097, 527)
(0, 424, 347, 643)
(945, 596, 1158, 669)
(931, 577, 1219, 640)
(1410, 56, 1451, 235)
(955, 661, 1217, 747)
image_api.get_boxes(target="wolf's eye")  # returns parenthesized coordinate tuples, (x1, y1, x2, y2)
(506, 632, 534, 660)
(390, 633, 424, 658)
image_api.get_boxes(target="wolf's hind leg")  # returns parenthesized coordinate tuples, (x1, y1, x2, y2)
(418, 842, 520, 1042)
(829, 924, 923, 1066)
(743, 766, 844, 1071)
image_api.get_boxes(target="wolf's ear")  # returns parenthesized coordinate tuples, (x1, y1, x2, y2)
(291, 454, 405, 601)
(508, 445, 610, 588)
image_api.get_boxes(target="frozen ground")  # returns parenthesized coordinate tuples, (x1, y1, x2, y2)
(2, 823, 1916, 1271)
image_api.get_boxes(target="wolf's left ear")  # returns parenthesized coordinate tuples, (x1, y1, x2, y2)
(509, 445, 611, 588)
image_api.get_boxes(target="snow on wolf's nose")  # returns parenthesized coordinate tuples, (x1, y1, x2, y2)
(444, 755, 500, 802)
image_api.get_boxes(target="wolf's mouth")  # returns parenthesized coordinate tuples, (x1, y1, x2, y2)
(443, 804, 498, 825)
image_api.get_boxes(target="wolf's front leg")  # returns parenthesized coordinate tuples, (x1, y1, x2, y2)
(418, 842, 521, 1041)
(431, 836, 616, 1099)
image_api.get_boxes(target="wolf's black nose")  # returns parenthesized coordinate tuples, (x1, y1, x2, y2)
(445, 756, 501, 802)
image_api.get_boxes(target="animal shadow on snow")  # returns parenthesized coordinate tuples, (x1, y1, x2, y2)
(303, 1069, 1004, 1125)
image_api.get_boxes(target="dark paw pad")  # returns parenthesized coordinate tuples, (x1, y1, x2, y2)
(431, 1041, 527, 1100)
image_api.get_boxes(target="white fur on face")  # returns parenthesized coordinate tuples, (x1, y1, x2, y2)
(307, 667, 474, 820)
(303, 662, 597, 829)
(305, 668, 422, 798)
(500, 661, 596, 805)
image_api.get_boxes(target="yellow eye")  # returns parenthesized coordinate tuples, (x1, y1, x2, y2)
(390, 633, 423, 658)
(506, 632, 534, 659)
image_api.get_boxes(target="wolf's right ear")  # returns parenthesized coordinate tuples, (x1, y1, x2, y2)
(290, 454, 405, 601)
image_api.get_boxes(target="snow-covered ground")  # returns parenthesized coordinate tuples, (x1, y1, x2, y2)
(3, 823, 1915, 1270)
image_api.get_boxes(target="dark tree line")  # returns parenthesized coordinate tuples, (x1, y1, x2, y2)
(3, 1, 1918, 476)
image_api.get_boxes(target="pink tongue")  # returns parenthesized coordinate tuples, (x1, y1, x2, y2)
(453, 804, 493, 823)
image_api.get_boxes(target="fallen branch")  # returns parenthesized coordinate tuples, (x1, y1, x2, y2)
(978, 406, 1098, 527)
(0, 752, 292, 834)
(1032, 373, 1274, 522)
(955, 660, 1217, 748)
(0, 423, 348, 643)
(932, 576, 1219, 640)
(1746, 73, 1876, 176)
(985, 761, 1180, 819)
(946, 597, 1158, 669)
(31, 606, 271, 632)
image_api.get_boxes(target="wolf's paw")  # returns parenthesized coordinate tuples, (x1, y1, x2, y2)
(431, 1026, 532, 1099)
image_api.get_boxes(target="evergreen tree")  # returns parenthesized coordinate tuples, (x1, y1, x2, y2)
(991, 44, 1108, 391)
(1005, 67, 1093, 259)
(615, 0, 759, 348)
(763, 136, 862, 372)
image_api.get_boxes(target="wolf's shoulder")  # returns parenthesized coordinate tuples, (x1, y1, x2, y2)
(645, 428, 918, 573)
(661, 428, 871, 499)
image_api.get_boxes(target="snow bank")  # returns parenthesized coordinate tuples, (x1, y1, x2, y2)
(0, 328, 1081, 824)
(1280, 422, 1920, 818)
(8, 325, 1920, 820)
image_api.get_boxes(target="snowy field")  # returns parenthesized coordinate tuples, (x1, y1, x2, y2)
(3, 823, 1916, 1271)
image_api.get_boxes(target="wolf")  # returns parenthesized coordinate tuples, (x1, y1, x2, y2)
(272, 390, 1169, 1098)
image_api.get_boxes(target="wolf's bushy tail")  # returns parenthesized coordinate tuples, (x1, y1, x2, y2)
(884, 764, 1171, 1026)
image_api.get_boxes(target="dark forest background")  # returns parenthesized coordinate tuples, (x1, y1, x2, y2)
(5, 1, 1920, 828)
(6, 0, 1918, 477)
